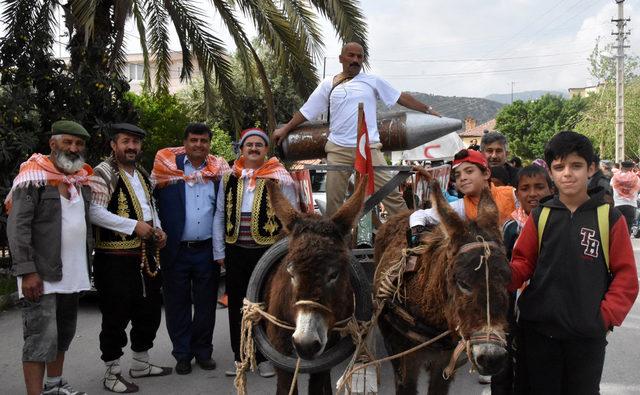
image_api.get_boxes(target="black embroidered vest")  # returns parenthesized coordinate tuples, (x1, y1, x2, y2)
(95, 167, 153, 250)
(224, 173, 282, 245)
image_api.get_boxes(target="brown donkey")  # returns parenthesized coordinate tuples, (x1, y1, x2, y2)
(263, 177, 366, 395)
(374, 181, 510, 394)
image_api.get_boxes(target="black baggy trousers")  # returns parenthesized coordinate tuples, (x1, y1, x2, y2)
(93, 251, 163, 362)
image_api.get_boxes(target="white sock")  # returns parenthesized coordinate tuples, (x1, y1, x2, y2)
(104, 359, 121, 376)
(131, 351, 149, 370)
(45, 376, 61, 386)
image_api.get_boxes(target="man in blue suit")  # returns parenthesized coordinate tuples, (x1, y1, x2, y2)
(152, 123, 230, 375)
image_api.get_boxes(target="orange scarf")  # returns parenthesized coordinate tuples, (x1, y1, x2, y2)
(611, 171, 640, 199)
(151, 147, 230, 188)
(4, 153, 99, 213)
(232, 156, 293, 191)
(463, 185, 516, 226)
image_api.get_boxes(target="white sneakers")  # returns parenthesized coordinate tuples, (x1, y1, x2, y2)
(224, 361, 275, 378)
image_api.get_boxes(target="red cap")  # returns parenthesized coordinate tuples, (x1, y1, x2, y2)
(452, 149, 488, 170)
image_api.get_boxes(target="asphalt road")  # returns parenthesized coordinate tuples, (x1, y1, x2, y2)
(1, 240, 640, 394)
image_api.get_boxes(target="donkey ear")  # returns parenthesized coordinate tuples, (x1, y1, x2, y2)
(475, 187, 500, 230)
(429, 178, 466, 238)
(331, 174, 367, 236)
(266, 180, 299, 233)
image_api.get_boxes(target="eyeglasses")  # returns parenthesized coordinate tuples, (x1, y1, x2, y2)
(244, 142, 265, 148)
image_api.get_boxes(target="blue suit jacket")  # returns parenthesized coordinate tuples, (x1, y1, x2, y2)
(154, 154, 188, 266)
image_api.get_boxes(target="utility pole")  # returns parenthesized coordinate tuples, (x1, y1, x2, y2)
(510, 81, 516, 103)
(613, 0, 630, 162)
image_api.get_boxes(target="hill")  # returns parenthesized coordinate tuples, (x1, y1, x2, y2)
(485, 90, 568, 104)
(381, 92, 504, 126)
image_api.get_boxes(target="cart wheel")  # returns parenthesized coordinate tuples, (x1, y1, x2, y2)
(245, 238, 373, 373)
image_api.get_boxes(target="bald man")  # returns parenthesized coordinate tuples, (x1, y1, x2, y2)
(274, 42, 440, 217)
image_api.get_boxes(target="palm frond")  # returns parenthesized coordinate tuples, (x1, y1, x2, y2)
(145, 0, 171, 93)
(308, 0, 368, 65)
(1, 0, 37, 40)
(108, 0, 133, 73)
(282, 0, 324, 62)
(132, 0, 151, 89)
(68, 0, 98, 44)
(163, 0, 240, 129)
(235, 0, 318, 96)
(209, 0, 256, 87)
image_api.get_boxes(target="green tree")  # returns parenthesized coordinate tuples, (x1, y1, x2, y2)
(3, 0, 368, 132)
(575, 80, 640, 161)
(495, 94, 587, 160)
(0, 0, 135, 199)
(176, 42, 306, 138)
(589, 37, 639, 83)
(128, 92, 236, 167)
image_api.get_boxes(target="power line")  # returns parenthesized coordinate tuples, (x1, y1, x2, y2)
(369, 50, 592, 64)
(384, 61, 586, 79)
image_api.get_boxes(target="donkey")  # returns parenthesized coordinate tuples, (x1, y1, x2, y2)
(263, 177, 366, 395)
(374, 180, 511, 394)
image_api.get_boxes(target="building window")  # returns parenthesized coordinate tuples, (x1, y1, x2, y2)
(128, 63, 144, 81)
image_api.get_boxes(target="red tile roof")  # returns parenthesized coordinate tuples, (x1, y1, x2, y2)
(458, 119, 496, 137)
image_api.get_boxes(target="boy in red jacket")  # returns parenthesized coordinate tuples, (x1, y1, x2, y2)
(509, 131, 638, 394)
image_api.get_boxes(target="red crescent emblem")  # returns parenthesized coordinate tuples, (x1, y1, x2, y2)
(423, 144, 441, 159)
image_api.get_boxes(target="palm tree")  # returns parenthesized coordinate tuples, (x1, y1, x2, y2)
(1, 0, 368, 133)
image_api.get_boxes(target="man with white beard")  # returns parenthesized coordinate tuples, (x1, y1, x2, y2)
(6, 120, 95, 395)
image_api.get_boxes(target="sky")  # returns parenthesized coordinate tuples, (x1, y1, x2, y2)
(5, 0, 639, 99)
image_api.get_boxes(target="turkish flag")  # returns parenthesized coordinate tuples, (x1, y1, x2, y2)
(354, 112, 375, 195)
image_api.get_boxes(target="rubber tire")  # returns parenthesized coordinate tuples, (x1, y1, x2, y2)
(245, 238, 373, 373)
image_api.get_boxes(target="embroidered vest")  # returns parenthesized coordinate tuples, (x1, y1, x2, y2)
(95, 166, 153, 250)
(224, 173, 282, 245)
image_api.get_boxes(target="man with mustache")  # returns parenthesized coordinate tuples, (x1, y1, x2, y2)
(222, 128, 298, 377)
(90, 123, 171, 393)
(273, 41, 440, 217)
(6, 120, 94, 395)
(480, 131, 519, 187)
(151, 123, 230, 375)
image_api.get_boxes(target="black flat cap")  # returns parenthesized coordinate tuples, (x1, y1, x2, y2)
(110, 123, 147, 139)
(621, 160, 635, 168)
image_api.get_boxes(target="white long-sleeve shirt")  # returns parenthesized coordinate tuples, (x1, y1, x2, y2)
(90, 169, 161, 234)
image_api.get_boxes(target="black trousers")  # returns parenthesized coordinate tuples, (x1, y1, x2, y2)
(225, 243, 269, 362)
(93, 251, 163, 362)
(163, 243, 220, 362)
(515, 325, 606, 395)
(617, 204, 636, 234)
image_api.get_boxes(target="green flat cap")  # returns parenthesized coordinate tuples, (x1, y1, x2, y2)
(110, 123, 146, 139)
(51, 120, 90, 139)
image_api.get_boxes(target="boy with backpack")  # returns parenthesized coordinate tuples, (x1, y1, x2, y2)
(509, 131, 638, 394)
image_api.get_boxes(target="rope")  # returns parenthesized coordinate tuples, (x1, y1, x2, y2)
(473, 235, 492, 331)
(376, 245, 429, 303)
(288, 358, 301, 395)
(234, 298, 354, 395)
(294, 300, 333, 315)
(337, 329, 453, 393)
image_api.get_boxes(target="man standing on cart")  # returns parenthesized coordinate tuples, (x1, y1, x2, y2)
(273, 41, 440, 217)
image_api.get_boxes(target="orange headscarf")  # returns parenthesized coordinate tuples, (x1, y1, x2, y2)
(463, 185, 516, 226)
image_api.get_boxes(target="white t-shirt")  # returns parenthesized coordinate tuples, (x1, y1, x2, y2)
(299, 73, 401, 147)
(18, 196, 91, 297)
